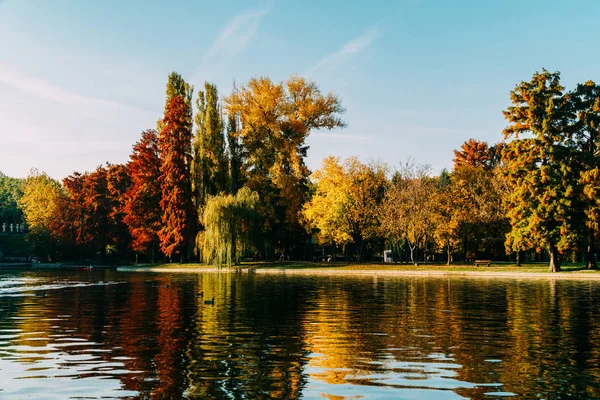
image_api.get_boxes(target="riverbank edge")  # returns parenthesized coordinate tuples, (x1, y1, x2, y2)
(117, 265, 600, 280)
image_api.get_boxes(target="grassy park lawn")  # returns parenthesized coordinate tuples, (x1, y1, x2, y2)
(132, 261, 600, 274)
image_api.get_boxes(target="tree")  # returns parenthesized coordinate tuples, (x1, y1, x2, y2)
(106, 163, 131, 262)
(431, 179, 460, 265)
(379, 161, 436, 265)
(123, 130, 162, 261)
(202, 187, 259, 267)
(453, 139, 491, 170)
(502, 69, 584, 272)
(225, 76, 345, 258)
(569, 81, 600, 269)
(158, 95, 195, 261)
(226, 113, 243, 195)
(18, 169, 62, 257)
(302, 156, 353, 250)
(192, 82, 228, 212)
(157, 72, 194, 132)
(0, 172, 24, 227)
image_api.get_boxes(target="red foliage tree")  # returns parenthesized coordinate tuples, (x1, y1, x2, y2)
(123, 130, 162, 260)
(158, 96, 195, 261)
(453, 138, 491, 170)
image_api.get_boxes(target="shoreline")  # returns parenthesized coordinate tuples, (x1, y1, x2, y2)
(117, 265, 600, 280)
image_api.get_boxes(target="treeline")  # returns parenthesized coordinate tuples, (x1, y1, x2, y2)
(7, 73, 344, 265)
(2, 69, 599, 272)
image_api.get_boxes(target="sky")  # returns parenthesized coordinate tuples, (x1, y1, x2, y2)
(1, 0, 599, 180)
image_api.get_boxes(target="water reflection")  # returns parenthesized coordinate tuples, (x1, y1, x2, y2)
(0, 270, 599, 399)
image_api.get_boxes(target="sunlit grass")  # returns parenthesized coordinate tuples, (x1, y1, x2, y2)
(130, 261, 600, 274)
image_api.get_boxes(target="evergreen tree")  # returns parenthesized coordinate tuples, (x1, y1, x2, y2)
(570, 81, 600, 269)
(502, 69, 584, 272)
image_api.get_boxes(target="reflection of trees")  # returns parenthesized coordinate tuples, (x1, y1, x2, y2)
(3, 272, 600, 399)
(183, 273, 313, 399)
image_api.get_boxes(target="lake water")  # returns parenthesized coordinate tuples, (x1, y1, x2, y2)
(0, 269, 599, 399)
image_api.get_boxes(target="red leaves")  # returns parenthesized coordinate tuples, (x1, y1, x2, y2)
(157, 96, 195, 260)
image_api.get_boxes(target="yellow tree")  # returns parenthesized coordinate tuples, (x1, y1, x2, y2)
(18, 169, 63, 257)
(379, 161, 435, 265)
(303, 156, 387, 260)
(431, 176, 460, 265)
(225, 76, 345, 258)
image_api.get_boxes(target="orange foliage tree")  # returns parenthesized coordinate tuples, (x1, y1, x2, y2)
(158, 96, 195, 261)
(123, 130, 162, 261)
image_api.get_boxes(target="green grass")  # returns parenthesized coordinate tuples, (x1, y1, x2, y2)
(131, 260, 600, 274)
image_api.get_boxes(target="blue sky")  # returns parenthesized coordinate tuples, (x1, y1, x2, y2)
(1, 0, 599, 179)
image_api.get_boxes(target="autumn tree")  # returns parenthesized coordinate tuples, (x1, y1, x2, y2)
(453, 139, 491, 170)
(379, 161, 435, 265)
(303, 156, 387, 260)
(202, 187, 259, 267)
(569, 81, 600, 269)
(123, 130, 162, 261)
(502, 69, 585, 272)
(431, 177, 460, 265)
(18, 169, 62, 257)
(106, 163, 131, 262)
(158, 95, 195, 261)
(225, 76, 345, 258)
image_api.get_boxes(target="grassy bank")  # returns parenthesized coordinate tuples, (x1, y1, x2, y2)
(118, 261, 600, 279)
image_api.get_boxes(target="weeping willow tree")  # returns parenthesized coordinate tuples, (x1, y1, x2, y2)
(202, 187, 259, 267)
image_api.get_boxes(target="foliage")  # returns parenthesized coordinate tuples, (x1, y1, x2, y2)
(225, 76, 345, 257)
(502, 69, 584, 272)
(123, 130, 162, 259)
(192, 82, 228, 212)
(158, 95, 195, 261)
(302, 156, 387, 259)
(202, 187, 259, 267)
(18, 169, 62, 257)
(0, 172, 24, 225)
(379, 161, 436, 265)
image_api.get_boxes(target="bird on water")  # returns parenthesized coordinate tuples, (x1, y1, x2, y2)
(204, 298, 215, 305)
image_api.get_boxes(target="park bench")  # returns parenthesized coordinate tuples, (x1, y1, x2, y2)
(474, 260, 492, 266)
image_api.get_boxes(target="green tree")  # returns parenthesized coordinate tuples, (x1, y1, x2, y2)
(202, 187, 259, 267)
(0, 172, 24, 227)
(569, 81, 600, 269)
(226, 113, 243, 194)
(192, 82, 228, 211)
(502, 69, 584, 272)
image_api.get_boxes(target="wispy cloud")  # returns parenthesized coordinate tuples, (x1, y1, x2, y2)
(306, 26, 380, 77)
(0, 63, 144, 113)
(196, 7, 270, 76)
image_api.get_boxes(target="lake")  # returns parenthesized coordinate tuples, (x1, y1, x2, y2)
(0, 269, 599, 399)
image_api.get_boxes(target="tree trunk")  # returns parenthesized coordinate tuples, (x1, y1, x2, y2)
(549, 245, 561, 272)
(587, 226, 597, 269)
(515, 250, 521, 267)
(409, 244, 416, 265)
(447, 241, 451, 265)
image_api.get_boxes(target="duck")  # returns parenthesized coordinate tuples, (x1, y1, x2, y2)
(204, 298, 215, 305)
(199, 291, 204, 297)
(35, 291, 46, 297)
